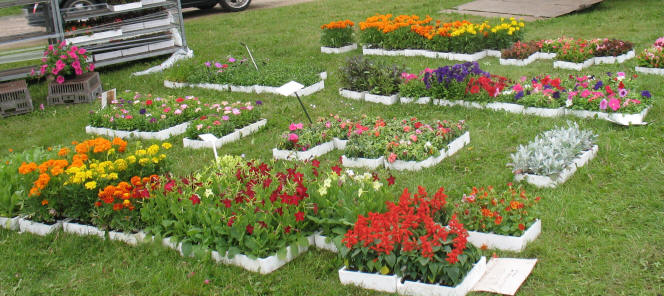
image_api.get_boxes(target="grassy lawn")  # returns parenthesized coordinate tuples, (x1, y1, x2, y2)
(1, 0, 663, 295)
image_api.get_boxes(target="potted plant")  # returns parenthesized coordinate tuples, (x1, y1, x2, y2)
(320, 20, 357, 54)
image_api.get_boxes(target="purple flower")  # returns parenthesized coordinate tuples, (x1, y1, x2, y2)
(593, 81, 603, 90)
(553, 91, 560, 99)
(599, 99, 608, 110)
(205, 61, 211, 67)
(228, 57, 236, 63)
(255, 100, 263, 105)
(619, 88, 628, 97)
(514, 91, 524, 100)
(139, 108, 146, 115)
(222, 115, 229, 121)
(215, 62, 222, 68)
(641, 90, 651, 98)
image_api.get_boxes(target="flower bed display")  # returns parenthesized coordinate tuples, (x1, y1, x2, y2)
(340, 186, 484, 296)
(17, 137, 171, 226)
(87, 93, 209, 140)
(163, 57, 326, 96)
(455, 185, 541, 251)
(320, 20, 357, 54)
(635, 37, 664, 76)
(509, 122, 598, 188)
(18, 218, 64, 236)
(499, 41, 540, 66)
(181, 101, 266, 149)
(400, 65, 651, 125)
(273, 117, 350, 161)
(141, 156, 321, 273)
(358, 14, 524, 61)
(338, 56, 403, 104)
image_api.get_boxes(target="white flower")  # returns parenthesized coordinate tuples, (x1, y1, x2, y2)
(565, 98, 573, 107)
(318, 186, 328, 196)
(204, 188, 213, 197)
(346, 169, 355, 177)
(372, 181, 383, 191)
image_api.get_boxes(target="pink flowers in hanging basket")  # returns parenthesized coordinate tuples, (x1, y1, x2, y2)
(34, 41, 94, 84)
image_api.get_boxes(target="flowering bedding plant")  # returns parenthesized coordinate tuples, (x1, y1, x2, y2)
(359, 14, 524, 53)
(141, 156, 319, 259)
(1, 147, 55, 218)
(17, 137, 171, 224)
(307, 163, 396, 242)
(504, 72, 652, 113)
(167, 56, 324, 87)
(183, 101, 262, 140)
(339, 56, 404, 95)
(500, 40, 539, 59)
(344, 117, 467, 163)
(590, 38, 633, 57)
(320, 20, 355, 48)
(88, 92, 205, 132)
(454, 184, 540, 237)
(277, 115, 351, 151)
(637, 37, 664, 68)
(399, 62, 491, 100)
(92, 175, 159, 232)
(341, 186, 481, 286)
(32, 42, 94, 84)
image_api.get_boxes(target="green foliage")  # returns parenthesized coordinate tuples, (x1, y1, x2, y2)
(321, 27, 354, 48)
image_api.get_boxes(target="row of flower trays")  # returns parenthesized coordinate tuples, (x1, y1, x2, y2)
(163, 72, 327, 97)
(499, 50, 635, 69)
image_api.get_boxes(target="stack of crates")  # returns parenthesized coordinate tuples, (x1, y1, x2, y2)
(47, 72, 102, 105)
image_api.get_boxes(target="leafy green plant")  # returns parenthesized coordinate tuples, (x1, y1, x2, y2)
(0, 147, 54, 217)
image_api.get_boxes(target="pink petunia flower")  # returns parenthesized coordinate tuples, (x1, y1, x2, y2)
(608, 98, 620, 111)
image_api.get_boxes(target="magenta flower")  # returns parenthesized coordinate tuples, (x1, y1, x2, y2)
(228, 57, 236, 63)
(599, 99, 608, 110)
(289, 123, 303, 131)
(88, 64, 95, 71)
(204, 61, 211, 67)
(222, 115, 229, 121)
(288, 133, 299, 143)
(608, 98, 620, 111)
(56, 75, 65, 84)
(580, 89, 591, 98)
(619, 88, 628, 97)
(39, 103, 44, 110)
(232, 108, 240, 115)
(78, 48, 86, 55)
(214, 62, 222, 68)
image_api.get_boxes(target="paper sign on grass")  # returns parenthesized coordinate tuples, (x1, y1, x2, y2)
(472, 258, 538, 295)
(276, 81, 304, 96)
(101, 89, 116, 109)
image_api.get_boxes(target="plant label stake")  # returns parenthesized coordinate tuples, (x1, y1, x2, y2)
(277, 81, 312, 124)
(240, 42, 259, 71)
(198, 133, 219, 161)
(101, 89, 116, 109)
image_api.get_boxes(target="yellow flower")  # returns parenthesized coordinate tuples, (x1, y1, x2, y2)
(152, 157, 159, 164)
(136, 149, 147, 156)
(139, 158, 149, 165)
(108, 173, 118, 180)
(127, 155, 137, 164)
(123, 199, 131, 206)
(107, 148, 115, 156)
(159, 154, 166, 160)
(162, 142, 172, 150)
(114, 159, 128, 171)
(147, 145, 159, 156)
(85, 181, 97, 190)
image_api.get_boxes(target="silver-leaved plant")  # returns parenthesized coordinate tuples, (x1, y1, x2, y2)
(509, 121, 596, 176)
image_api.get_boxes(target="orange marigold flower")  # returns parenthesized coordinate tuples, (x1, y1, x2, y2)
(18, 162, 38, 174)
(41, 199, 48, 206)
(29, 187, 40, 196)
(58, 148, 70, 156)
(112, 203, 123, 211)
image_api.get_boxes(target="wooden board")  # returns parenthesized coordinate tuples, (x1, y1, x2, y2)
(442, 0, 603, 20)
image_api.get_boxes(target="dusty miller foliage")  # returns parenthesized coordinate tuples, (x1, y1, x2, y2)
(509, 122, 596, 176)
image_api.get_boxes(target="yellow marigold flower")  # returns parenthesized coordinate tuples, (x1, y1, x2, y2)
(162, 142, 172, 150)
(127, 155, 137, 164)
(107, 148, 115, 156)
(136, 149, 147, 156)
(85, 181, 97, 190)
(159, 154, 166, 160)
(123, 199, 131, 206)
(108, 173, 118, 180)
(152, 157, 159, 164)
(139, 158, 149, 166)
(147, 145, 159, 156)
(114, 159, 128, 171)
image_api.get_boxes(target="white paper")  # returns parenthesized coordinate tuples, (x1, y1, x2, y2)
(198, 133, 219, 160)
(276, 81, 304, 96)
(472, 258, 537, 295)
(101, 89, 116, 109)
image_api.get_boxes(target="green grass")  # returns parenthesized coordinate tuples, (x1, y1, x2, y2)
(1, 0, 664, 294)
(0, 6, 23, 17)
